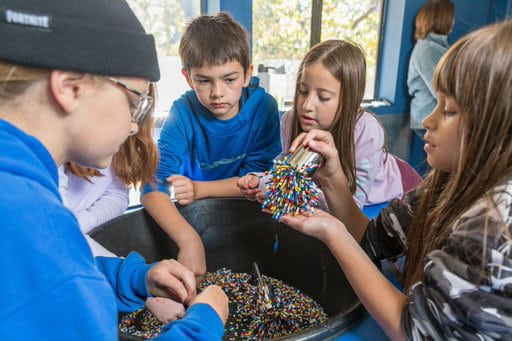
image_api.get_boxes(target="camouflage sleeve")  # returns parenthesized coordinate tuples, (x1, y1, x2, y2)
(360, 191, 418, 261)
(403, 182, 512, 340)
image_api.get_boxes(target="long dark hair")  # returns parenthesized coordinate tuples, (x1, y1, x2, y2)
(290, 40, 367, 194)
(403, 20, 512, 290)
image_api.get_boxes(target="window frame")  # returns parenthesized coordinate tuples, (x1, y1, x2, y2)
(246, 0, 386, 102)
(310, 0, 386, 102)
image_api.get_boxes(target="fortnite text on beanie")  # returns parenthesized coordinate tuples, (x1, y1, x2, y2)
(0, 0, 160, 81)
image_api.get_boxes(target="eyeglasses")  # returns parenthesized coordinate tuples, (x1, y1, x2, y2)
(107, 77, 153, 123)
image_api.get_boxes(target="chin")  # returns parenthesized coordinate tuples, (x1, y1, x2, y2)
(426, 159, 453, 174)
(426, 156, 436, 169)
(211, 111, 227, 117)
(299, 123, 311, 132)
(96, 161, 113, 170)
(82, 157, 113, 170)
(302, 125, 321, 133)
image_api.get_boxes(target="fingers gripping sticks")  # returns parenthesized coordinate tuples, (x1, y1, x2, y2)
(262, 146, 323, 221)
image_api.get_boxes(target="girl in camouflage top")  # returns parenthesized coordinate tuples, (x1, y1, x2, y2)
(279, 20, 512, 340)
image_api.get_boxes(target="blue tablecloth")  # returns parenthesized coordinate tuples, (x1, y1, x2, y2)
(362, 202, 389, 220)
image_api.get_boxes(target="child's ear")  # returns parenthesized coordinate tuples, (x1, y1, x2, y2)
(243, 65, 254, 87)
(181, 68, 194, 89)
(48, 70, 85, 114)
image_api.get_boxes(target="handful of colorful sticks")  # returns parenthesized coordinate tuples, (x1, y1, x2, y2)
(262, 155, 320, 221)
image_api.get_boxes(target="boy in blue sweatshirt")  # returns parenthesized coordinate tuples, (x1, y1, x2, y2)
(0, 0, 227, 340)
(142, 12, 281, 278)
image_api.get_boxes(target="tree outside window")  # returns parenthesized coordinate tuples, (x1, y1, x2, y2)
(253, 0, 384, 108)
(127, 0, 201, 119)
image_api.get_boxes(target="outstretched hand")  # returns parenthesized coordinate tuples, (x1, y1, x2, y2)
(280, 209, 346, 245)
(146, 259, 197, 304)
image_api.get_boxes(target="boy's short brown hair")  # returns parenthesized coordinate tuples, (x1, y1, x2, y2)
(179, 12, 250, 73)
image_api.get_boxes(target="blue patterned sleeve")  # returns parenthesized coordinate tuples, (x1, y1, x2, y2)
(402, 182, 512, 339)
(360, 191, 417, 261)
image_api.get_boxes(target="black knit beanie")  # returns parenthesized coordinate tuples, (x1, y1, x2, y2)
(0, 0, 160, 81)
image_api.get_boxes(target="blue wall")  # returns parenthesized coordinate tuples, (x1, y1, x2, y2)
(369, 0, 512, 162)
(372, 0, 511, 116)
(220, 0, 252, 50)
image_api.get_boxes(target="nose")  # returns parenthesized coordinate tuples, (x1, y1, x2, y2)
(210, 81, 224, 99)
(422, 104, 439, 131)
(421, 114, 431, 130)
(302, 94, 314, 112)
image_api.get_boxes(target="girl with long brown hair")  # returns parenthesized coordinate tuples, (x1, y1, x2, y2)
(280, 20, 512, 340)
(239, 39, 421, 211)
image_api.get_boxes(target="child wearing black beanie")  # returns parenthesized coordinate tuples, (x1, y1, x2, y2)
(0, 0, 227, 339)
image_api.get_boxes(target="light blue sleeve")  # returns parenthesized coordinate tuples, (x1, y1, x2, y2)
(414, 44, 445, 99)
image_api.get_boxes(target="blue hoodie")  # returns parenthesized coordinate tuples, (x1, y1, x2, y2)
(143, 77, 281, 196)
(407, 33, 450, 130)
(0, 119, 223, 340)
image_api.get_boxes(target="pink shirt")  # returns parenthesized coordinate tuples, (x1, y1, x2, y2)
(258, 111, 404, 209)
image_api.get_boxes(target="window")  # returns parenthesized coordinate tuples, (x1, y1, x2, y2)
(127, 0, 201, 120)
(126, 0, 201, 206)
(253, 0, 384, 107)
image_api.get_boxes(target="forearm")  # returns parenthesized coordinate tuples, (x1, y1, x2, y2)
(322, 174, 369, 242)
(194, 177, 241, 199)
(142, 191, 200, 246)
(75, 194, 129, 232)
(327, 230, 407, 341)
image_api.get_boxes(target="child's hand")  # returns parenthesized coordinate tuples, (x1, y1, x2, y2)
(177, 234, 207, 282)
(186, 285, 229, 325)
(237, 174, 262, 201)
(167, 175, 195, 205)
(280, 209, 345, 245)
(145, 297, 185, 324)
(146, 259, 196, 304)
(289, 129, 346, 186)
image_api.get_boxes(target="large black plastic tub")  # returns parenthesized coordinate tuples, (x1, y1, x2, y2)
(90, 198, 366, 340)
